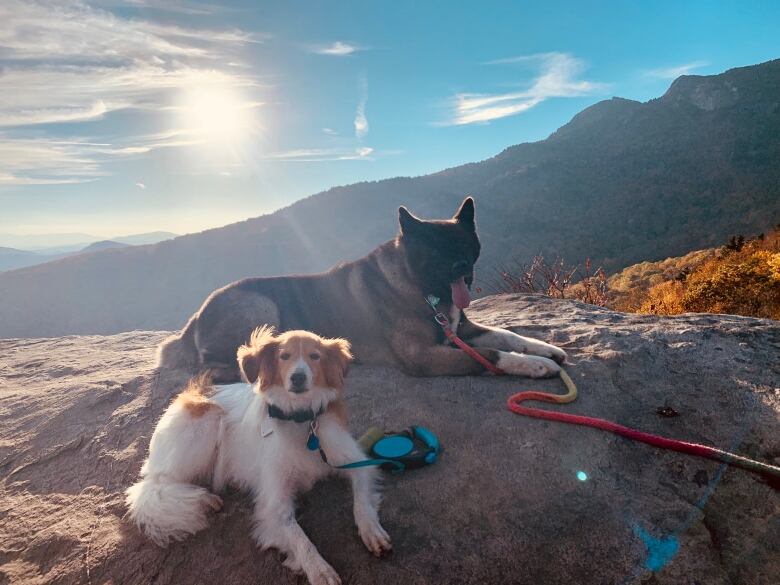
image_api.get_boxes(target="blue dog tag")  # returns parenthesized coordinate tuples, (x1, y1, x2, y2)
(307, 432, 320, 451)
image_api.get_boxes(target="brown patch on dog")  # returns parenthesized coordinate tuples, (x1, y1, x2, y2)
(174, 374, 219, 417)
(320, 338, 353, 389)
(237, 325, 281, 388)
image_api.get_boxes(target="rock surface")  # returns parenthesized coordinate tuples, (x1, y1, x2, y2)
(1, 294, 778, 585)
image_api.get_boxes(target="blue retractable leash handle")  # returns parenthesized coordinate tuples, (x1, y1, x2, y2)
(307, 423, 440, 473)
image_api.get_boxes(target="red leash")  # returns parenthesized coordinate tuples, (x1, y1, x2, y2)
(434, 310, 506, 375)
(507, 372, 780, 481)
(429, 300, 780, 483)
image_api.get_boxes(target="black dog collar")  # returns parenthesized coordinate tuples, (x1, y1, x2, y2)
(267, 403, 324, 423)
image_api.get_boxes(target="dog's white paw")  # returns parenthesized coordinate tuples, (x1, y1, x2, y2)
(358, 518, 392, 558)
(526, 355, 561, 378)
(544, 344, 567, 365)
(523, 340, 567, 364)
(497, 352, 561, 378)
(282, 553, 303, 574)
(304, 558, 341, 585)
(202, 493, 223, 512)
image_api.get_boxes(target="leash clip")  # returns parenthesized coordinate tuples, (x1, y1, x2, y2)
(425, 294, 450, 327)
(434, 312, 449, 327)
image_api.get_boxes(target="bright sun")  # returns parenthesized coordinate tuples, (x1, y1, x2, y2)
(177, 84, 257, 146)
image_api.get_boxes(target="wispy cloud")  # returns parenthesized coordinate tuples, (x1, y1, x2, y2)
(310, 41, 363, 56)
(0, 138, 106, 185)
(135, 182, 146, 189)
(643, 61, 709, 80)
(354, 75, 369, 139)
(444, 52, 604, 126)
(0, 0, 262, 183)
(112, 0, 227, 15)
(0, 1, 259, 63)
(267, 146, 375, 162)
(0, 66, 259, 128)
(0, 130, 204, 185)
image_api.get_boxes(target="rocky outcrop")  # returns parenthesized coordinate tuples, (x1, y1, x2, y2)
(1, 295, 778, 584)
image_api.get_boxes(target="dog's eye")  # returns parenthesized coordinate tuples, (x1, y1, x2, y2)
(280, 352, 291, 361)
(309, 353, 320, 360)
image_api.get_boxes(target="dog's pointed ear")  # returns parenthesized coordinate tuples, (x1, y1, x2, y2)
(322, 337, 353, 389)
(237, 325, 279, 388)
(399, 206, 423, 236)
(454, 196, 475, 230)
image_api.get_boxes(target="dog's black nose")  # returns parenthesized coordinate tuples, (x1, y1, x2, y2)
(452, 260, 470, 272)
(290, 371, 307, 389)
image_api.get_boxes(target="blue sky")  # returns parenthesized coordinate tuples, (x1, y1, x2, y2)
(1, 0, 779, 239)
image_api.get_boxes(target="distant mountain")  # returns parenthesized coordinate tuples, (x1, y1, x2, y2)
(0, 231, 177, 252)
(79, 241, 131, 253)
(0, 232, 177, 273)
(0, 247, 41, 272)
(0, 233, 99, 250)
(113, 232, 178, 246)
(1, 59, 779, 338)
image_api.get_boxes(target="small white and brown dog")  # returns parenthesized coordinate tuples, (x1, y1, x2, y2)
(125, 326, 391, 585)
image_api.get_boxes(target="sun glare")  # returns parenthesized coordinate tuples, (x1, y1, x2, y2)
(177, 84, 258, 146)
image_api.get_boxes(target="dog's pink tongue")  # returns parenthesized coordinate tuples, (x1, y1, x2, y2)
(451, 277, 471, 309)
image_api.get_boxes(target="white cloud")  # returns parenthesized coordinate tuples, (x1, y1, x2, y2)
(354, 75, 368, 139)
(444, 52, 604, 125)
(135, 182, 146, 189)
(110, 0, 226, 15)
(268, 147, 375, 162)
(0, 138, 106, 185)
(0, 1, 259, 62)
(644, 61, 709, 80)
(0, 66, 257, 127)
(311, 41, 362, 56)
(0, 130, 204, 185)
(0, 0, 262, 183)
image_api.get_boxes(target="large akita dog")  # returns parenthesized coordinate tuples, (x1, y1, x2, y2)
(157, 197, 567, 382)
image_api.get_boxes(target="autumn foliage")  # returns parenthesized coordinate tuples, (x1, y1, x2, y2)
(611, 227, 780, 320)
(488, 226, 780, 321)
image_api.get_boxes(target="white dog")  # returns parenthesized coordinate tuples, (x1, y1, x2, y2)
(126, 326, 392, 585)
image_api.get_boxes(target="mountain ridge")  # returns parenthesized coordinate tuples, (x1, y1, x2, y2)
(0, 232, 177, 272)
(1, 59, 779, 338)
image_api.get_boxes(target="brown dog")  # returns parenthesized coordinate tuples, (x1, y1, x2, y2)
(157, 197, 566, 382)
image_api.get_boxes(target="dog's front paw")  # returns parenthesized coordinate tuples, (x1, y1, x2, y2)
(545, 345, 567, 365)
(202, 493, 223, 512)
(304, 558, 341, 585)
(523, 340, 567, 364)
(526, 355, 561, 378)
(282, 553, 303, 574)
(498, 352, 561, 378)
(358, 518, 392, 558)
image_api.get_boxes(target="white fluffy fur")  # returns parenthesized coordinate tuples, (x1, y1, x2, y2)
(126, 377, 390, 585)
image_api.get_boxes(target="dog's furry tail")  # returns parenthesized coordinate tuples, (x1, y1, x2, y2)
(125, 478, 221, 547)
(156, 317, 198, 370)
